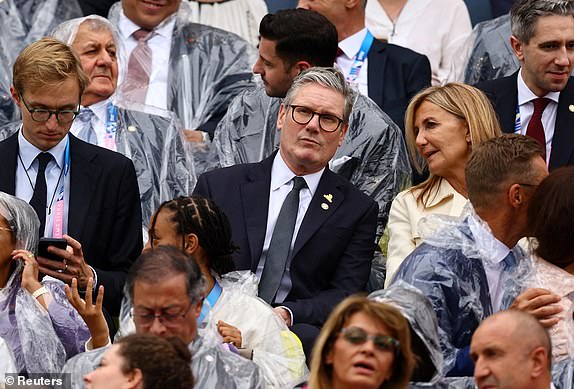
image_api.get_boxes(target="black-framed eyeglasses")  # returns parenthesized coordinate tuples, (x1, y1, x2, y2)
(132, 303, 193, 328)
(18, 91, 80, 124)
(340, 327, 400, 354)
(288, 104, 344, 132)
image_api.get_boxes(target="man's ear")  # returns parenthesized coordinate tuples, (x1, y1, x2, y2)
(510, 35, 525, 62)
(277, 103, 287, 131)
(507, 183, 524, 209)
(295, 61, 311, 73)
(345, 0, 362, 9)
(10, 85, 21, 105)
(529, 346, 548, 379)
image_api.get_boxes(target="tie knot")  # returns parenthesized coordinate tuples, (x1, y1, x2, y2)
(36, 152, 52, 171)
(133, 28, 152, 42)
(77, 107, 93, 123)
(292, 176, 307, 192)
(503, 251, 517, 271)
(532, 98, 550, 113)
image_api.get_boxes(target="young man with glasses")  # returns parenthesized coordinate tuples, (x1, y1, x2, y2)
(0, 38, 142, 318)
(194, 67, 379, 359)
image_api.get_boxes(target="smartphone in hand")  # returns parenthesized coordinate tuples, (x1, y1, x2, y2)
(38, 238, 67, 262)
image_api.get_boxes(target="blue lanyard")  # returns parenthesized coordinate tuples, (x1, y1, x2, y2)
(198, 281, 223, 323)
(514, 103, 521, 133)
(347, 30, 374, 83)
(53, 138, 70, 204)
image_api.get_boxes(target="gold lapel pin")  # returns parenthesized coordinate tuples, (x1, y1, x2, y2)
(569, 105, 574, 113)
(323, 194, 333, 203)
(321, 203, 329, 210)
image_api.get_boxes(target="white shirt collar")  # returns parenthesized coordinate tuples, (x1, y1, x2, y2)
(467, 212, 511, 266)
(83, 98, 109, 124)
(271, 152, 324, 197)
(517, 68, 560, 106)
(118, 8, 176, 40)
(18, 130, 68, 170)
(338, 28, 368, 59)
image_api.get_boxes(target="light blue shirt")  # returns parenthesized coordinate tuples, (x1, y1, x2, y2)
(15, 130, 70, 237)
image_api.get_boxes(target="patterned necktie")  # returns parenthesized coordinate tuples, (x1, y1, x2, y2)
(259, 177, 307, 303)
(77, 107, 97, 144)
(29, 152, 53, 237)
(121, 28, 152, 104)
(501, 251, 519, 309)
(526, 98, 550, 160)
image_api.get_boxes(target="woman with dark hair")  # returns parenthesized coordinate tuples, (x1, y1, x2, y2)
(119, 196, 307, 388)
(525, 166, 574, 361)
(84, 333, 193, 389)
(307, 295, 414, 389)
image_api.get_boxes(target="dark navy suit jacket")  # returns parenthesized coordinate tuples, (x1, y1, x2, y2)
(193, 153, 378, 327)
(0, 132, 142, 315)
(476, 71, 574, 170)
(367, 39, 432, 130)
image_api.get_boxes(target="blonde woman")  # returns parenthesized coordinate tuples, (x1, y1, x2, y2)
(384, 83, 501, 286)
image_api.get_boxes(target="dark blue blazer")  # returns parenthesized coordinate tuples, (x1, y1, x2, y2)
(0, 132, 143, 315)
(367, 39, 432, 130)
(476, 71, 574, 170)
(193, 153, 379, 326)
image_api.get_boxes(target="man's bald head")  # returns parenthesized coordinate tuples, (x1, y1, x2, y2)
(471, 310, 552, 389)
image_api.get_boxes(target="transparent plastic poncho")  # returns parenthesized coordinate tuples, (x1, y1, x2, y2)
(117, 271, 308, 388)
(51, 16, 197, 231)
(521, 254, 574, 362)
(462, 13, 519, 85)
(0, 43, 15, 129)
(0, 0, 82, 67)
(391, 204, 526, 376)
(213, 86, 412, 238)
(108, 1, 256, 137)
(0, 337, 17, 385)
(0, 192, 90, 374)
(61, 334, 265, 389)
(369, 282, 476, 389)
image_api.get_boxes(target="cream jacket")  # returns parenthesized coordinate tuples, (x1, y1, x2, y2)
(384, 178, 467, 287)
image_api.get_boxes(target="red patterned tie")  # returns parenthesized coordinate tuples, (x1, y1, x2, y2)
(526, 98, 550, 160)
(121, 29, 152, 104)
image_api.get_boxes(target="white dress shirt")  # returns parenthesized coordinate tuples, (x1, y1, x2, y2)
(467, 213, 513, 312)
(517, 69, 559, 165)
(256, 152, 323, 309)
(70, 99, 109, 147)
(117, 9, 176, 110)
(15, 131, 70, 237)
(337, 28, 370, 96)
(365, 0, 471, 85)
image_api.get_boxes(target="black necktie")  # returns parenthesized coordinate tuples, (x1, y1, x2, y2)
(259, 176, 307, 303)
(29, 152, 52, 236)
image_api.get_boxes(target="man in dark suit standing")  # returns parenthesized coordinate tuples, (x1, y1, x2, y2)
(298, 0, 431, 131)
(476, 0, 574, 170)
(0, 38, 142, 316)
(194, 67, 378, 357)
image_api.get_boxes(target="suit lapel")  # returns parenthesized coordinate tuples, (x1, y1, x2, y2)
(550, 77, 574, 169)
(367, 39, 386, 107)
(291, 169, 343, 259)
(494, 72, 519, 134)
(240, 156, 273, 272)
(0, 133, 19, 194)
(68, 135, 100, 239)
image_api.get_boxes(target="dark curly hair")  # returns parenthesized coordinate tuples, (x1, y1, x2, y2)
(149, 196, 238, 276)
(116, 333, 193, 389)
